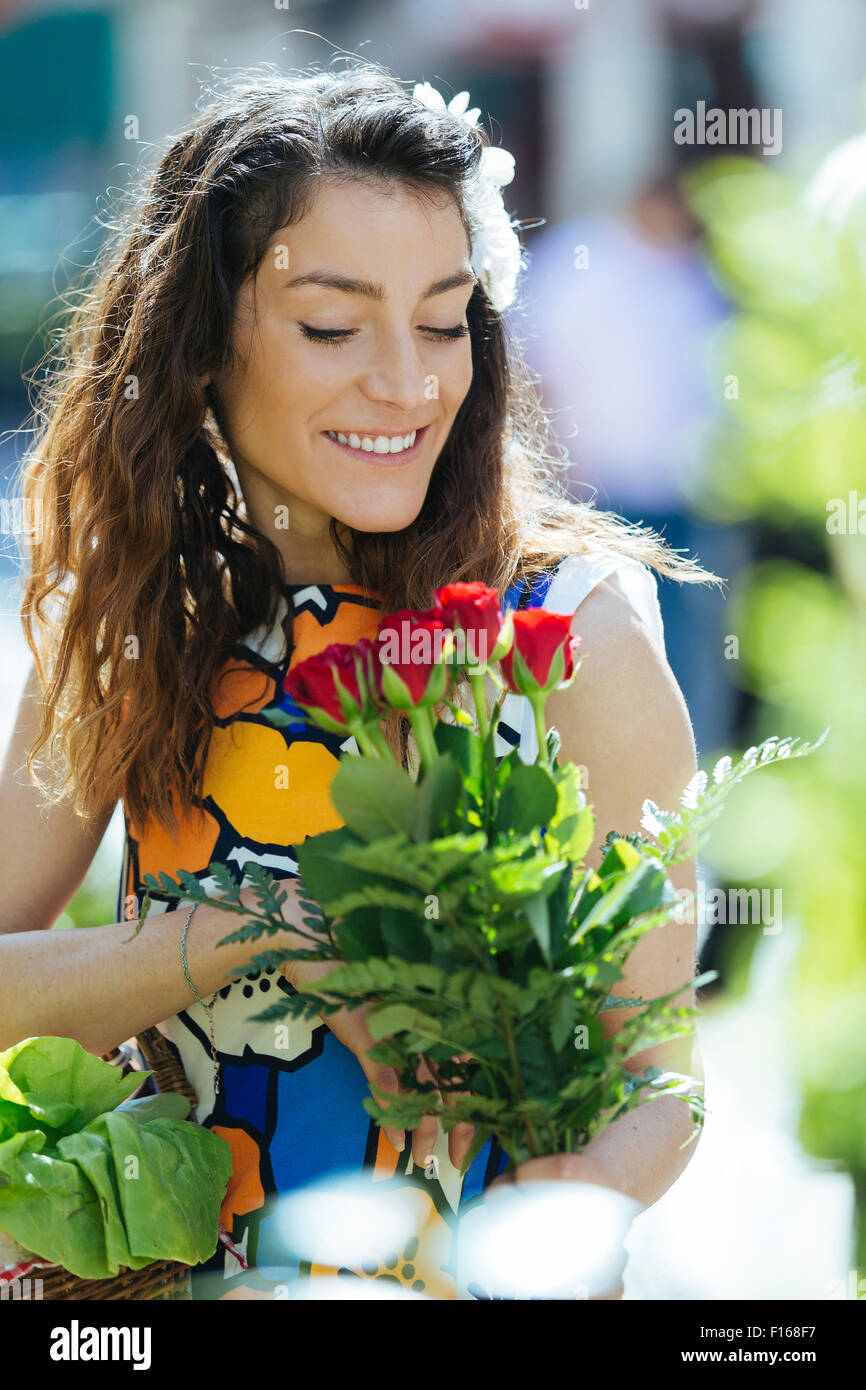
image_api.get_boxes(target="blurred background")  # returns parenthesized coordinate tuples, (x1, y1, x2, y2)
(1, 0, 864, 1299)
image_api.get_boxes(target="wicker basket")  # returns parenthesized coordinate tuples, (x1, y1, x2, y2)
(35, 1028, 200, 1301)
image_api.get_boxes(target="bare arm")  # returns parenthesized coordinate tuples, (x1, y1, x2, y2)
(0, 659, 309, 1056)
(0, 882, 307, 1058)
(506, 578, 704, 1207)
(0, 660, 117, 935)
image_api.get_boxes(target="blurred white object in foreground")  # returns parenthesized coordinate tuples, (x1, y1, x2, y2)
(277, 1174, 430, 1268)
(455, 1180, 643, 1300)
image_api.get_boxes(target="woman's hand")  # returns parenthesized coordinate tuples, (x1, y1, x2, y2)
(488, 1151, 628, 1194)
(277, 879, 475, 1170)
(280, 954, 475, 1171)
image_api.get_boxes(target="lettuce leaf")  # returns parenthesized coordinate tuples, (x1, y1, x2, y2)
(0, 1128, 108, 1277)
(61, 1113, 232, 1270)
(0, 1037, 144, 1137)
(0, 1038, 231, 1278)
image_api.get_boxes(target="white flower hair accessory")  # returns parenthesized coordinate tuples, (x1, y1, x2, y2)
(412, 81, 524, 313)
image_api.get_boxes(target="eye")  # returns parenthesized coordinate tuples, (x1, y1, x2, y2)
(420, 324, 470, 342)
(298, 324, 357, 347)
(298, 322, 471, 348)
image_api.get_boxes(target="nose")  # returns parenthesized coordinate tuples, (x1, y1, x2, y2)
(357, 325, 430, 415)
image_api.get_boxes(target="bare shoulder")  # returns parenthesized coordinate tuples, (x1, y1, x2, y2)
(545, 577, 701, 1049)
(545, 576, 697, 815)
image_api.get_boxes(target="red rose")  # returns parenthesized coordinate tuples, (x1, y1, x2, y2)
(376, 608, 452, 708)
(433, 582, 513, 669)
(500, 609, 581, 697)
(283, 639, 384, 733)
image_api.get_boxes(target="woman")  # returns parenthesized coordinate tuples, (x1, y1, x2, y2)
(0, 61, 715, 1299)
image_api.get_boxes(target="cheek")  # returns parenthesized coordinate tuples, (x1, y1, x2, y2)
(235, 330, 329, 430)
(452, 344, 475, 401)
(428, 347, 474, 419)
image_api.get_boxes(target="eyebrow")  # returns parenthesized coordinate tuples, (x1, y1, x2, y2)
(281, 269, 477, 301)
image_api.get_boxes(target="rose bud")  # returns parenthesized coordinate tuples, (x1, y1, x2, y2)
(376, 607, 453, 709)
(500, 609, 582, 697)
(283, 639, 384, 735)
(433, 582, 513, 671)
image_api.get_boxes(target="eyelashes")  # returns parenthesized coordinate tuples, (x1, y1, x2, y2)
(298, 323, 470, 348)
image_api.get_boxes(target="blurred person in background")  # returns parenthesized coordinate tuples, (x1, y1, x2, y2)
(516, 12, 768, 761)
(517, 169, 734, 760)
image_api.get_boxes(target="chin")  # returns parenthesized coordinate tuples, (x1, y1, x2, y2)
(333, 505, 423, 535)
(328, 486, 430, 536)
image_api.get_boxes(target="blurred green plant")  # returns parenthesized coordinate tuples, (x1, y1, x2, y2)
(50, 822, 122, 930)
(686, 147, 866, 1267)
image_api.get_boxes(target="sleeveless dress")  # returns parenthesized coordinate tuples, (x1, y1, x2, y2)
(117, 548, 665, 1300)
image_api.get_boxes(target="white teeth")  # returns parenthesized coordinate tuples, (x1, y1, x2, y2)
(325, 428, 418, 454)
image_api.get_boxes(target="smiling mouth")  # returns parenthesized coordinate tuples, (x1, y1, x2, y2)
(321, 425, 428, 463)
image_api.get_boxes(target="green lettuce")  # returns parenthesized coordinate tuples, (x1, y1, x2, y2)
(0, 1036, 141, 1137)
(0, 1037, 232, 1279)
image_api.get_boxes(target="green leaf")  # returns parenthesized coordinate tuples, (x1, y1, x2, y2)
(489, 854, 567, 902)
(592, 960, 624, 990)
(547, 765, 595, 862)
(335, 837, 421, 885)
(202, 862, 242, 900)
(642, 727, 829, 865)
(0, 1037, 144, 1138)
(337, 833, 489, 894)
(333, 907, 386, 962)
(550, 989, 579, 1051)
(320, 885, 422, 919)
(523, 892, 552, 965)
(366, 1004, 434, 1040)
(329, 757, 418, 841)
(433, 721, 484, 818)
(115, 1093, 191, 1124)
(0, 1098, 232, 1279)
(599, 837, 642, 877)
(544, 867, 575, 962)
(412, 754, 462, 841)
(380, 907, 431, 963)
(296, 827, 367, 906)
(572, 850, 672, 939)
(433, 720, 482, 781)
(493, 761, 558, 838)
(467, 974, 498, 1020)
(60, 1113, 232, 1272)
(0, 1129, 109, 1278)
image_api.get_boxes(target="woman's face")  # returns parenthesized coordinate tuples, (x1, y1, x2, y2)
(211, 176, 476, 569)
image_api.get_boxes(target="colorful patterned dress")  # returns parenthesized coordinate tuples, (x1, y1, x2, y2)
(117, 552, 665, 1299)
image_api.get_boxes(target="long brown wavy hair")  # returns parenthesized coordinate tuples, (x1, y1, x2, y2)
(15, 59, 719, 840)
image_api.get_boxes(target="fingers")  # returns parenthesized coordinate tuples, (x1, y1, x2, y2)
(448, 1121, 476, 1171)
(362, 1059, 406, 1154)
(410, 1057, 441, 1170)
(423, 1052, 476, 1172)
(344, 1003, 407, 1153)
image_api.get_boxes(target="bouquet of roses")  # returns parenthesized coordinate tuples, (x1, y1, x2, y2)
(140, 582, 826, 1174)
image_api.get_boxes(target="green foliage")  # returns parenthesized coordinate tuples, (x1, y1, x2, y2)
(136, 657, 822, 1174)
(687, 147, 866, 1265)
(0, 1038, 232, 1278)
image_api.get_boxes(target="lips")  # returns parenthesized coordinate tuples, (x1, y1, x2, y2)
(321, 424, 429, 465)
